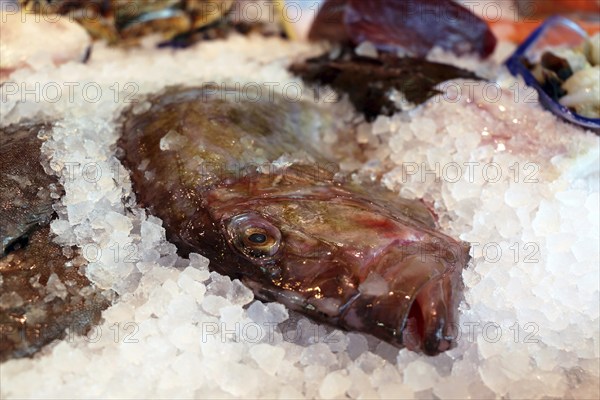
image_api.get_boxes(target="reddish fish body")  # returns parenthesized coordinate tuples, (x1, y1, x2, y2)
(118, 86, 470, 355)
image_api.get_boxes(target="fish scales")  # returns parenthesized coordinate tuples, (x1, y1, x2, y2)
(0, 123, 110, 362)
(118, 86, 470, 355)
(1, 123, 58, 255)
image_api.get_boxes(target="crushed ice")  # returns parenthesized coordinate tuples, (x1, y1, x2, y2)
(0, 34, 598, 399)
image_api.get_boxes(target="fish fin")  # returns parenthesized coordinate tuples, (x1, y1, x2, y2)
(391, 197, 438, 230)
(353, 182, 438, 229)
(277, 163, 339, 186)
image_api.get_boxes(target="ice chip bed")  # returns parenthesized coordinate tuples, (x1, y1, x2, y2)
(1, 35, 598, 399)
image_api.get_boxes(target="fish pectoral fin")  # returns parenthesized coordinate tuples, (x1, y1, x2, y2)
(278, 162, 338, 186)
(359, 182, 438, 229)
(393, 197, 438, 229)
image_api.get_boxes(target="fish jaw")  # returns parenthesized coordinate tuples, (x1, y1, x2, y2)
(337, 240, 468, 356)
(404, 272, 463, 356)
(241, 238, 468, 356)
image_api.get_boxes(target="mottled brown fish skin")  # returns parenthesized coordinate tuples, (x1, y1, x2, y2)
(1, 123, 60, 255)
(118, 86, 470, 355)
(0, 123, 110, 362)
(0, 226, 110, 362)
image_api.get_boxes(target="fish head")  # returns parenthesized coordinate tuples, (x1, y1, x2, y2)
(205, 170, 469, 356)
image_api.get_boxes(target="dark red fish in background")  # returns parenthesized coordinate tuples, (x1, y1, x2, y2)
(291, 0, 491, 121)
(118, 87, 470, 355)
(309, 0, 497, 58)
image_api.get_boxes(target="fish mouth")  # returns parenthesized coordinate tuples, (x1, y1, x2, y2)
(351, 240, 465, 356)
(402, 275, 458, 356)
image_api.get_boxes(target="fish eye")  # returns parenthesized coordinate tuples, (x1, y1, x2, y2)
(226, 213, 281, 260)
(247, 232, 267, 244)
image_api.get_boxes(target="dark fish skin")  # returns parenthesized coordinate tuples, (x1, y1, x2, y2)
(118, 86, 470, 355)
(0, 226, 110, 362)
(0, 123, 110, 362)
(290, 49, 482, 122)
(309, 0, 497, 58)
(0, 123, 59, 255)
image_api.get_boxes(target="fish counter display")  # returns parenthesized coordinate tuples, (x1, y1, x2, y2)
(0, 0, 599, 399)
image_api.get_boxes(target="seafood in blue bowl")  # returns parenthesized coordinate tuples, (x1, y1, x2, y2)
(505, 15, 600, 131)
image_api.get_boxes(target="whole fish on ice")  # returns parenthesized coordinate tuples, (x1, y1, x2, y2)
(118, 86, 470, 355)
